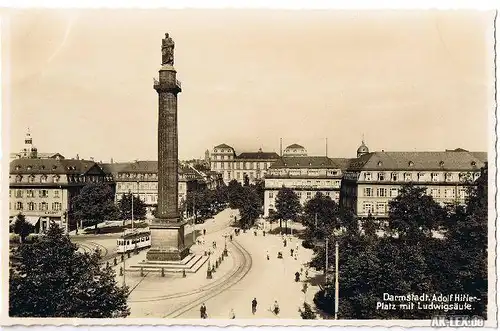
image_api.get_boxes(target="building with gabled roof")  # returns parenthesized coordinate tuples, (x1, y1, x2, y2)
(210, 144, 280, 185)
(9, 158, 111, 233)
(341, 148, 487, 218)
(264, 155, 347, 217)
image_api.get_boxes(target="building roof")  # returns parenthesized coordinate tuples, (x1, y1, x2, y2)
(270, 156, 343, 169)
(10, 158, 103, 175)
(469, 152, 487, 163)
(237, 152, 280, 160)
(329, 158, 354, 170)
(348, 151, 487, 171)
(100, 161, 204, 180)
(285, 144, 305, 149)
(214, 143, 233, 149)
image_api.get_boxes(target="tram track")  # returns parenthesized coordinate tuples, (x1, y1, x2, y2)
(162, 239, 252, 318)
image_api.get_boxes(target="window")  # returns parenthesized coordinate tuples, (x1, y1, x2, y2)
(26, 189, 34, 198)
(15, 175, 23, 183)
(364, 173, 372, 181)
(363, 202, 374, 214)
(404, 173, 412, 182)
(459, 188, 467, 199)
(377, 188, 387, 197)
(391, 172, 398, 181)
(28, 202, 35, 211)
(306, 192, 312, 198)
(39, 202, 48, 211)
(376, 203, 386, 215)
(39, 190, 48, 198)
(28, 175, 35, 183)
(444, 189, 455, 199)
(431, 188, 440, 198)
(16, 202, 23, 210)
(9, 190, 11, 198)
(40, 175, 48, 183)
(52, 202, 62, 211)
(269, 192, 274, 199)
(364, 187, 373, 197)
(390, 188, 399, 197)
(417, 172, 425, 182)
(431, 173, 440, 182)
(16, 190, 23, 198)
(445, 173, 453, 182)
(377, 172, 385, 181)
(297, 192, 302, 198)
(236, 172, 240, 179)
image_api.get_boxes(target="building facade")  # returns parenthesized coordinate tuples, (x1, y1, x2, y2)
(9, 158, 110, 232)
(210, 144, 280, 184)
(101, 161, 208, 219)
(340, 149, 487, 218)
(263, 156, 350, 217)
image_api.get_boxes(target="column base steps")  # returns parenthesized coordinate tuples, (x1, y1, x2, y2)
(126, 254, 209, 274)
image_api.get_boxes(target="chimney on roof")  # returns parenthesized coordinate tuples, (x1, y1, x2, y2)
(90, 157, 94, 161)
(76, 154, 80, 160)
(280, 138, 283, 157)
(110, 157, 114, 164)
(258, 148, 262, 153)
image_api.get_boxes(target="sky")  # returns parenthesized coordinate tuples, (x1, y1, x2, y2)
(2, 9, 494, 162)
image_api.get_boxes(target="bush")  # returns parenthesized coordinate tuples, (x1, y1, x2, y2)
(299, 302, 317, 319)
(302, 239, 315, 249)
(313, 289, 331, 315)
(10, 233, 20, 243)
(25, 234, 41, 243)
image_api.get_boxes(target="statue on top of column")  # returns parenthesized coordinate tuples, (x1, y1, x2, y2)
(161, 33, 175, 66)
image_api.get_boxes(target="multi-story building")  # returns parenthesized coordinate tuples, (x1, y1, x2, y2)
(341, 145, 487, 218)
(263, 155, 351, 217)
(101, 161, 207, 218)
(210, 144, 280, 184)
(9, 157, 110, 232)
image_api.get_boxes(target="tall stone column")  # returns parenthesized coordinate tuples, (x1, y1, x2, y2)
(147, 33, 189, 261)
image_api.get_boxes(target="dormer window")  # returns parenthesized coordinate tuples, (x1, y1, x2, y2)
(377, 161, 382, 167)
(445, 173, 453, 182)
(53, 175, 60, 183)
(431, 173, 440, 182)
(15, 165, 21, 170)
(439, 161, 445, 167)
(404, 173, 412, 181)
(391, 172, 398, 181)
(40, 175, 48, 183)
(471, 161, 477, 167)
(417, 172, 425, 181)
(408, 161, 414, 167)
(27, 166, 32, 170)
(377, 172, 385, 181)
(364, 172, 372, 181)
(41, 165, 45, 170)
(52, 165, 57, 170)
(28, 175, 35, 183)
(15, 175, 22, 183)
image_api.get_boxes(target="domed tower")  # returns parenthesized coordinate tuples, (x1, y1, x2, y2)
(283, 144, 307, 157)
(357, 140, 369, 158)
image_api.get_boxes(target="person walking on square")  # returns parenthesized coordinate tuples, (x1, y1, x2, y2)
(229, 308, 235, 319)
(266, 250, 270, 260)
(200, 303, 207, 319)
(273, 300, 280, 316)
(252, 298, 258, 315)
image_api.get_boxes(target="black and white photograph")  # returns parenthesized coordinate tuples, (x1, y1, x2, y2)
(0, 7, 496, 327)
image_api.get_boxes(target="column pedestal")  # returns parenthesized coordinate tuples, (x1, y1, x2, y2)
(146, 220, 190, 261)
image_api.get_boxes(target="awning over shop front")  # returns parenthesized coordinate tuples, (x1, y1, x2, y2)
(9, 215, 41, 226)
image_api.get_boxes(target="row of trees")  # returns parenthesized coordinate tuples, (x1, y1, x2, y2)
(226, 179, 263, 229)
(308, 169, 488, 319)
(69, 183, 148, 230)
(9, 223, 129, 317)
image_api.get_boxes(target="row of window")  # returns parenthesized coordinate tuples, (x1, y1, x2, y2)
(362, 202, 387, 215)
(212, 161, 272, 171)
(268, 191, 339, 200)
(267, 179, 342, 188)
(12, 201, 62, 211)
(11, 189, 60, 199)
(117, 173, 156, 180)
(362, 187, 467, 199)
(13, 174, 61, 183)
(362, 171, 479, 182)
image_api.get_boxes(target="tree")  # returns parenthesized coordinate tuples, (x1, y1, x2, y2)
(299, 302, 317, 319)
(238, 186, 261, 229)
(303, 192, 340, 241)
(117, 193, 147, 221)
(387, 184, 446, 240)
(227, 180, 245, 209)
(9, 222, 129, 317)
(70, 183, 119, 229)
(275, 187, 301, 231)
(252, 179, 265, 206)
(12, 213, 34, 243)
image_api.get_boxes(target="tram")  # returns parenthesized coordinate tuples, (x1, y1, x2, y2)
(117, 230, 151, 254)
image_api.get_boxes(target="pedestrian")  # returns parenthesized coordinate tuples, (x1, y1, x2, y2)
(200, 303, 207, 319)
(252, 298, 258, 315)
(229, 308, 235, 319)
(266, 250, 270, 260)
(295, 271, 300, 282)
(203, 229, 206, 236)
(290, 248, 294, 257)
(230, 234, 233, 241)
(305, 269, 309, 278)
(273, 300, 280, 315)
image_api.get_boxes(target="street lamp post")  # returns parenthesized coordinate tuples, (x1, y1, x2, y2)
(192, 193, 196, 244)
(335, 241, 339, 320)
